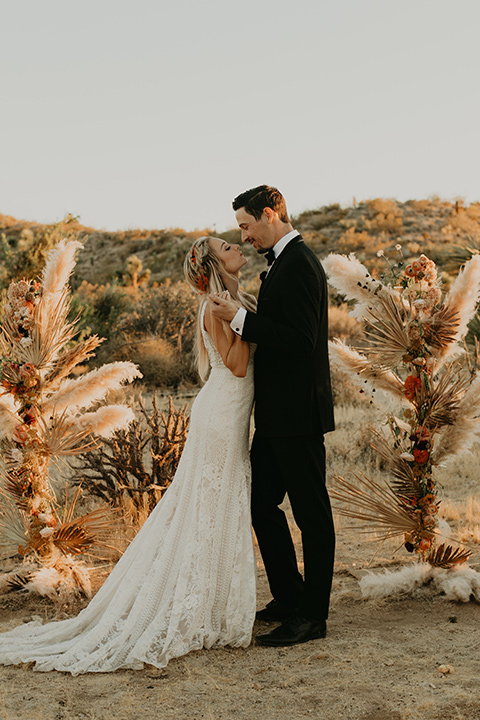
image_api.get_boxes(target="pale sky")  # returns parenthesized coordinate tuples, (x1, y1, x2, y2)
(2, 0, 480, 232)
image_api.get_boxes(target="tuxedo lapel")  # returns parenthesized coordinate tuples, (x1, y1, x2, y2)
(259, 236, 303, 297)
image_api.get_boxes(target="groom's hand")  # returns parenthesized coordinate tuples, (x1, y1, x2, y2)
(208, 294, 238, 322)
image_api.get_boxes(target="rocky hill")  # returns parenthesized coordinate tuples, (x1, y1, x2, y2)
(1, 197, 480, 293)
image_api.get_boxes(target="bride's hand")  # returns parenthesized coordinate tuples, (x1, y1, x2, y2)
(208, 293, 238, 322)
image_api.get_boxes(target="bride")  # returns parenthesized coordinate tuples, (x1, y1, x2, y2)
(0, 236, 257, 675)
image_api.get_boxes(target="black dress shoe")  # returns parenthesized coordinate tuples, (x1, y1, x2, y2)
(256, 615, 327, 646)
(255, 599, 297, 623)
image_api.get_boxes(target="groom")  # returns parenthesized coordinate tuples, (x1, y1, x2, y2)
(210, 185, 335, 646)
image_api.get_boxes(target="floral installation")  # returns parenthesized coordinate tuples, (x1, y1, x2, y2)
(323, 248, 480, 579)
(0, 239, 142, 599)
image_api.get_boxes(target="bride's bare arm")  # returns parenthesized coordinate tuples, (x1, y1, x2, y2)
(204, 301, 250, 377)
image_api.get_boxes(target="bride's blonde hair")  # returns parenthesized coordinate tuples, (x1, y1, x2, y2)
(184, 236, 256, 381)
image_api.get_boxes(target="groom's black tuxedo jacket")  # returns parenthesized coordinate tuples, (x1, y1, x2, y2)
(241, 235, 334, 437)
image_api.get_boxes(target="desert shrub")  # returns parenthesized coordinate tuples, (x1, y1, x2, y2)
(294, 204, 348, 231)
(367, 199, 398, 215)
(444, 209, 480, 236)
(337, 228, 372, 253)
(117, 280, 197, 353)
(328, 305, 362, 344)
(71, 396, 190, 522)
(71, 280, 199, 387)
(0, 214, 82, 291)
(303, 231, 330, 254)
(364, 199, 403, 234)
(329, 364, 367, 407)
(72, 281, 132, 341)
(114, 338, 188, 387)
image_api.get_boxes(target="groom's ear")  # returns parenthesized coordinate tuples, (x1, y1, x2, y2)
(263, 207, 277, 223)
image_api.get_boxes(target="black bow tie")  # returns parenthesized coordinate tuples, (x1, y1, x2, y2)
(265, 248, 276, 266)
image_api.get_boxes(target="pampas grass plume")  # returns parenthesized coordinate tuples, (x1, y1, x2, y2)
(27, 567, 62, 599)
(41, 239, 84, 297)
(443, 254, 480, 348)
(77, 405, 136, 438)
(0, 394, 20, 439)
(329, 339, 407, 405)
(41, 362, 143, 415)
(360, 563, 480, 602)
(323, 253, 400, 321)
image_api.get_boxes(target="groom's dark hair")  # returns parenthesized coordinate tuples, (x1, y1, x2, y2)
(232, 185, 290, 224)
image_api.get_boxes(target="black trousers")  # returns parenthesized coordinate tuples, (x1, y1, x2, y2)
(250, 431, 335, 621)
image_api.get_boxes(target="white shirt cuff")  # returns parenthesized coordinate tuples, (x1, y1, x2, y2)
(230, 307, 247, 336)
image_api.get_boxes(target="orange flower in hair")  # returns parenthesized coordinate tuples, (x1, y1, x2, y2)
(191, 246, 197, 265)
(197, 273, 209, 292)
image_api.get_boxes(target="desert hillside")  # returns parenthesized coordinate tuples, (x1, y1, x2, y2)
(2, 197, 479, 290)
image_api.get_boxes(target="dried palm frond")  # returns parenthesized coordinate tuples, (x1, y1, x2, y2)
(37, 411, 101, 457)
(426, 543, 472, 569)
(2, 468, 30, 510)
(47, 483, 123, 559)
(54, 512, 122, 557)
(41, 335, 104, 389)
(329, 472, 418, 540)
(0, 491, 29, 557)
(420, 365, 469, 428)
(424, 305, 460, 353)
(363, 294, 412, 369)
(5, 572, 33, 591)
(368, 429, 423, 500)
(322, 253, 401, 321)
(41, 362, 142, 416)
(328, 339, 407, 402)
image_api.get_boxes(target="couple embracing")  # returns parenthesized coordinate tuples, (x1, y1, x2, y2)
(0, 185, 335, 674)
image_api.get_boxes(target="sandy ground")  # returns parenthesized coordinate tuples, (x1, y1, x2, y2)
(1, 405, 480, 720)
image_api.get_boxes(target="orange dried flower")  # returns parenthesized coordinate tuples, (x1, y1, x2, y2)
(404, 375, 421, 400)
(413, 448, 429, 464)
(416, 425, 430, 441)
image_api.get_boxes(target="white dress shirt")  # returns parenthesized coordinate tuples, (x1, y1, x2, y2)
(230, 230, 300, 336)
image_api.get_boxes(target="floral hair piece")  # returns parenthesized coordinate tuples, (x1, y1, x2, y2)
(197, 273, 209, 293)
(191, 246, 197, 265)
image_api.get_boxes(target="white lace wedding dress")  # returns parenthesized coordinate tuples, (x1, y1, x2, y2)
(0, 305, 256, 674)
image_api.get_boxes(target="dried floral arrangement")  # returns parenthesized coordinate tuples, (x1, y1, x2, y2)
(0, 239, 142, 599)
(324, 249, 480, 577)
